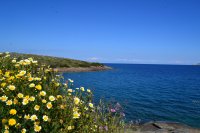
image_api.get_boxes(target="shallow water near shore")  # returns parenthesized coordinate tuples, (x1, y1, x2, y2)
(63, 64, 200, 128)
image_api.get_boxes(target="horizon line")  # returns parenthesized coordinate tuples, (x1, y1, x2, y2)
(101, 62, 197, 66)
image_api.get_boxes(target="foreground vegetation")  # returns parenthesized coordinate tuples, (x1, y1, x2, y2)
(0, 52, 125, 133)
(9, 52, 104, 68)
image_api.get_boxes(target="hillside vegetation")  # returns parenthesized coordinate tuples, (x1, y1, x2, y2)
(9, 52, 103, 68)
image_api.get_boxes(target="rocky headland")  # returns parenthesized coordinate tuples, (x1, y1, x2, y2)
(54, 66, 112, 72)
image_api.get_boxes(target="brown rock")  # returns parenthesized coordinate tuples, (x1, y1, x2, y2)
(126, 121, 200, 133)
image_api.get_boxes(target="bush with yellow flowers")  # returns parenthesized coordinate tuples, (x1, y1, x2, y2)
(0, 52, 125, 133)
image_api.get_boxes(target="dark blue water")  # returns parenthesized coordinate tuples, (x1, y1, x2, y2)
(63, 64, 200, 128)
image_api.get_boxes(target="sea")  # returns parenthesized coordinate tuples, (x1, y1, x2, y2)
(63, 64, 200, 128)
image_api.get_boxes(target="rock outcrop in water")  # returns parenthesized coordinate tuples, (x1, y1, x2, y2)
(126, 121, 200, 133)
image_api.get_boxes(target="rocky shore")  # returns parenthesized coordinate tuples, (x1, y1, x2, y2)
(54, 66, 112, 72)
(125, 121, 200, 133)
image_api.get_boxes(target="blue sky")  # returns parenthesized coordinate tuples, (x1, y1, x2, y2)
(0, 0, 200, 64)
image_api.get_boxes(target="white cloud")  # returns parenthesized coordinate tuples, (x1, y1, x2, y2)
(114, 58, 158, 64)
(87, 57, 100, 62)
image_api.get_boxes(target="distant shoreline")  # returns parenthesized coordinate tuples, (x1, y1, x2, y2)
(54, 66, 112, 72)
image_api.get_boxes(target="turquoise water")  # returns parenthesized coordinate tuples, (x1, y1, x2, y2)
(63, 64, 200, 128)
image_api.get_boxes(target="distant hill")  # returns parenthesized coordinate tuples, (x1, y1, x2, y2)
(9, 52, 104, 68)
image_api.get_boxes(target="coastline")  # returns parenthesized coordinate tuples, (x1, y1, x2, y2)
(53, 66, 112, 72)
(126, 121, 200, 133)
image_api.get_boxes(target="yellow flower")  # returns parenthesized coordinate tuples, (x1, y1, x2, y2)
(32, 60, 38, 64)
(87, 89, 91, 93)
(12, 59, 16, 63)
(25, 95, 29, 99)
(6, 100, 12, 106)
(84, 107, 88, 110)
(8, 85, 15, 91)
(2, 118, 7, 124)
(42, 115, 48, 121)
(34, 125, 42, 132)
(73, 111, 80, 119)
(5, 54, 10, 58)
(1, 82, 6, 87)
(30, 115, 38, 121)
(28, 57, 33, 61)
(59, 119, 63, 124)
(17, 93, 24, 98)
(68, 126, 74, 130)
(60, 105, 65, 109)
(14, 98, 18, 104)
(21, 128, 26, 133)
(34, 105, 40, 111)
(29, 96, 35, 101)
(22, 98, 29, 105)
(89, 103, 94, 108)
(16, 123, 21, 128)
(55, 82, 60, 87)
(63, 83, 68, 88)
(35, 85, 42, 90)
(15, 64, 20, 67)
(5, 125, 9, 129)
(24, 59, 31, 65)
(80, 87, 85, 91)
(69, 79, 74, 83)
(28, 77, 34, 82)
(1, 95, 8, 102)
(19, 60, 24, 65)
(73, 107, 79, 112)
(45, 69, 50, 73)
(47, 102, 52, 109)
(29, 83, 35, 88)
(74, 97, 80, 105)
(68, 89, 73, 93)
(24, 114, 30, 120)
(5, 71, 10, 77)
(34, 121, 40, 125)
(4, 129, 9, 133)
(42, 99, 47, 103)
(57, 95, 63, 99)
(49, 95, 55, 101)
(18, 70, 26, 76)
(9, 109, 17, 115)
(8, 118, 16, 126)
(27, 73, 31, 77)
(7, 76, 15, 81)
(34, 77, 41, 81)
(39, 91, 46, 96)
